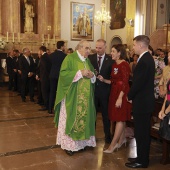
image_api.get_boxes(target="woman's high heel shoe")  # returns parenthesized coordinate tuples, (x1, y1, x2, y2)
(103, 143, 119, 153)
(118, 138, 127, 149)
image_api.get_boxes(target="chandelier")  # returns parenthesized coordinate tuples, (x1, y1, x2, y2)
(94, 3, 111, 25)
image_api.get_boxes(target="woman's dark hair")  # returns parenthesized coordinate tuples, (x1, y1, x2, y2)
(112, 44, 127, 60)
(148, 45, 154, 56)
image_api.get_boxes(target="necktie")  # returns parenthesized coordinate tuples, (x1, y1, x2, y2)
(26, 57, 30, 65)
(98, 56, 102, 68)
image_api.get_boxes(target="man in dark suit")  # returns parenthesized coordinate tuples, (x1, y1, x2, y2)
(48, 41, 66, 114)
(14, 50, 22, 95)
(19, 48, 35, 102)
(38, 46, 51, 111)
(126, 35, 155, 168)
(6, 51, 14, 90)
(12, 50, 20, 91)
(89, 39, 114, 143)
(35, 51, 43, 105)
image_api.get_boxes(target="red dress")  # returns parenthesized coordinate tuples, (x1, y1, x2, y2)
(108, 61, 132, 121)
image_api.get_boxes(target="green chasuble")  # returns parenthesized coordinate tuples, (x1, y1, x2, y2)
(54, 51, 96, 140)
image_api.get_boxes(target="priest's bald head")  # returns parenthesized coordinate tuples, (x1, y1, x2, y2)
(76, 40, 91, 58)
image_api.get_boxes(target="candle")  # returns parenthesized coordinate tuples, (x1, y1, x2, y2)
(12, 32, 14, 42)
(42, 34, 44, 43)
(18, 33, 20, 42)
(48, 34, 50, 44)
(6, 32, 8, 42)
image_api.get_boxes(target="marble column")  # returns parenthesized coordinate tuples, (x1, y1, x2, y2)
(150, 0, 158, 34)
(54, 0, 61, 37)
(1, 0, 20, 36)
(38, 0, 56, 37)
(38, 0, 46, 35)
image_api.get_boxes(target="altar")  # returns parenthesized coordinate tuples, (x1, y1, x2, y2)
(0, 0, 64, 53)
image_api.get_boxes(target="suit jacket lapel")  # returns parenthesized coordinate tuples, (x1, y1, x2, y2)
(94, 54, 99, 72)
(24, 57, 30, 67)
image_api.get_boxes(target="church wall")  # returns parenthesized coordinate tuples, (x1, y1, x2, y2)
(106, 0, 136, 53)
(60, 0, 102, 51)
(157, 0, 167, 28)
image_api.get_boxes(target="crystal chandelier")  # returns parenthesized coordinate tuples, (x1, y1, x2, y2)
(94, 3, 111, 25)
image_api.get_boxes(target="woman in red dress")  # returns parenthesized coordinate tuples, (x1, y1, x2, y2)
(98, 44, 131, 153)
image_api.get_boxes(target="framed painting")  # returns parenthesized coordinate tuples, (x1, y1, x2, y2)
(71, 2, 94, 41)
(110, 0, 126, 30)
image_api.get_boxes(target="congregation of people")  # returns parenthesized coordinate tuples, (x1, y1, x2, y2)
(3, 35, 170, 168)
(5, 41, 68, 114)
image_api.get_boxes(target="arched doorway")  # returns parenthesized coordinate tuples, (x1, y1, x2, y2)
(110, 36, 122, 49)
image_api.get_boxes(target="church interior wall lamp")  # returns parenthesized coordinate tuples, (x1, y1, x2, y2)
(124, 18, 134, 27)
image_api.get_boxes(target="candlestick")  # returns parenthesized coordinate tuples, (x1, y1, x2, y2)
(6, 32, 8, 42)
(12, 32, 14, 43)
(48, 34, 50, 44)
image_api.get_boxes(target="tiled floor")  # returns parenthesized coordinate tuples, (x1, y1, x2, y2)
(0, 86, 170, 170)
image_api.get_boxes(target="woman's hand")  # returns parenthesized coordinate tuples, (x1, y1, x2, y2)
(159, 86, 166, 98)
(97, 75, 104, 82)
(115, 97, 122, 108)
(158, 110, 166, 120)
(159, 90, 166, 98)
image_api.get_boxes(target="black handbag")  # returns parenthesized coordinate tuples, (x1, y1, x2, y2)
(159, 112, 170, 140)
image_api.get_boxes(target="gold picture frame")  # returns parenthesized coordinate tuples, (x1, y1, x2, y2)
(71, 2, 94, 41)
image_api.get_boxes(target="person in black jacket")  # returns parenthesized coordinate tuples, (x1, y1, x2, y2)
(19, 48, 35, 102)
(35, 51, 43, 105)
(48, 41, 66, 114)
(6, 51, 14, 90)
(125, 35, 155, 168)
(38, 46, 51, 111)
(14, 50, 22, 95)
(12, 49, 20, 91)
(88, 39, 114, 144)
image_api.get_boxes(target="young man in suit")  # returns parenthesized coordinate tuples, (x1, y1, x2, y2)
(19, 48, 35, 102)
(89, 39, 114, 143)
(48, 41, 66, 114)
(38, 46, 51, 112)
(126, 35, 155, 168)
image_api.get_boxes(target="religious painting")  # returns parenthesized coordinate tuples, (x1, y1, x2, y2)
(110, 0, 126, 30)
(71, 2, 94, 41)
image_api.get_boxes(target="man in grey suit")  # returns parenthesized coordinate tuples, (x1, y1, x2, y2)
(126, 35, 155, 168)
